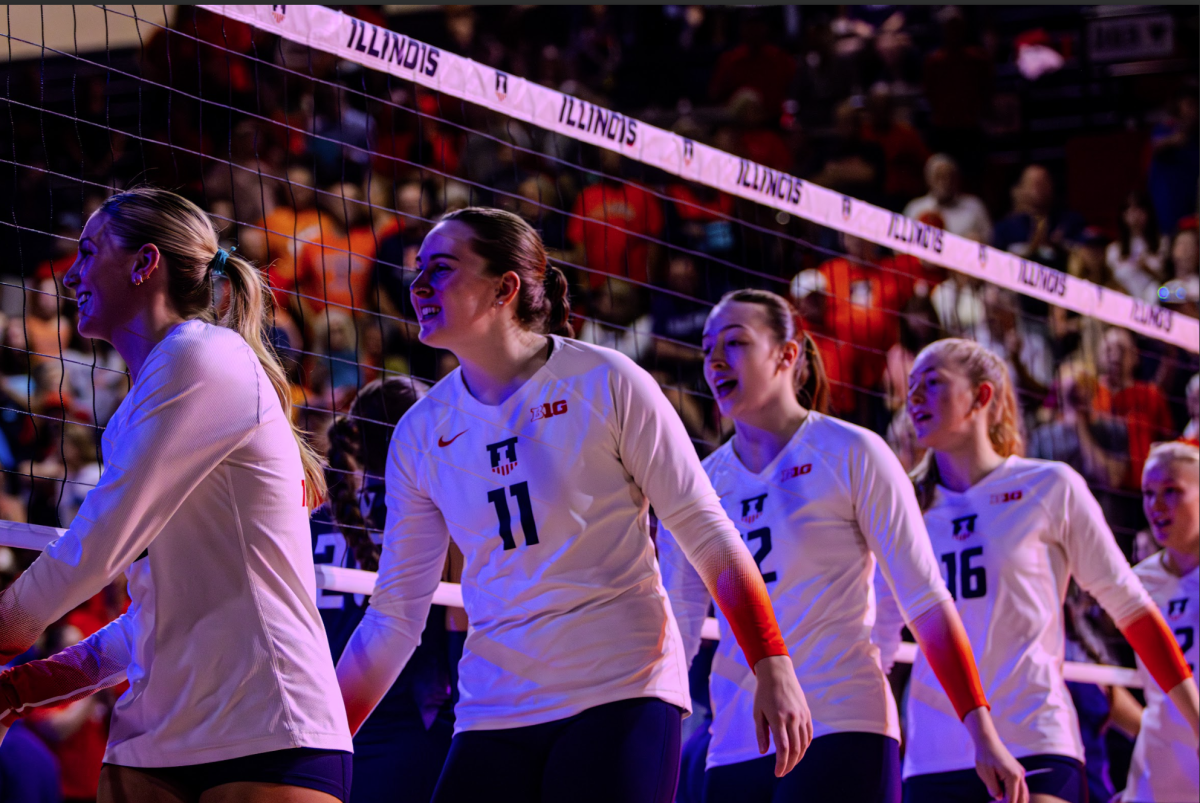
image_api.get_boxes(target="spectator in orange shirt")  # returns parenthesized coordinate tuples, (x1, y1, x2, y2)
(260, 166, 325, 312)
(567, 149, 664, 291)
(295, 182, 380, 319)
(1094, 327, 1175, 490)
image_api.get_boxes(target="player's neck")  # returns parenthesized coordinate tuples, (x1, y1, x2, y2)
(933, 437, 1006, 493)
(112, 306, 188, 382)
(1164, 546, 1200, 577)
(456, 328, 551, 407)
(732, 397, 809, 474)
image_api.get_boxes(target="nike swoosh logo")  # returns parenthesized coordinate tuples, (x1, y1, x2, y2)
(438, 430, 467, 448)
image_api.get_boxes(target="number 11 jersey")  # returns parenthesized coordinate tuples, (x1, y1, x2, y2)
(348, 337, 741, 733)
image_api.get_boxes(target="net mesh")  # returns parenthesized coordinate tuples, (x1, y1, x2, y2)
(0, 4, 1195, 561)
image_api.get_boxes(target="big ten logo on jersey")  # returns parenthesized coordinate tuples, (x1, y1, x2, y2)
(989, 490, 1023, 504)
(486, 437, 520, 476)
(530, 399, 568, 422)
(740, 493, 768, 525)
(951, 513, 977, 541)
(779, 464, 812, 482)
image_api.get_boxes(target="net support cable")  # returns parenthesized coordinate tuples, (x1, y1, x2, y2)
(0, 518, 1144, 688)
(201, 3, 1197, 353)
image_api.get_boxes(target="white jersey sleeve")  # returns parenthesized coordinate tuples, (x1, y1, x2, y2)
(847, 428, 951, 623)
(1056, 466, 1154, 627)
(337, 429, 452, 734)
(0, 327, 261, 658)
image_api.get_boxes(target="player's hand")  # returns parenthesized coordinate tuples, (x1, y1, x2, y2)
(963, 707, 1027, 803)
(752, 654, 812, 777)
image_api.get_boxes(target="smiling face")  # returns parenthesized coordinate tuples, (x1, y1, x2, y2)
(907, 350, 987, 452)
(410, 220, 506, 351)
(1143, 455, 1200, 554)
(62, 211, 142, 343)
(702, 300, 798, 421)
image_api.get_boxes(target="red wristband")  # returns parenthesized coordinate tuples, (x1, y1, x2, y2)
(1121, 607, 1193, 694)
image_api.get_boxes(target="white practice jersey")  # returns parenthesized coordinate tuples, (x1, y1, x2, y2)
(1124, 553, 1199, 802)
(660, 412, 951, 769)
(0, 321, 351, 766)
(905, 456, 1153, 777)
(340, 336, 756, 733)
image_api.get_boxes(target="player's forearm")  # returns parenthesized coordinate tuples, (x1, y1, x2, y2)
(909, 599, 990, 720)
(1118, 607, 1193, 698)
(336, 607, 421, 735)
(0, 637, 129, 725)
(1167, 678, 1200, 738)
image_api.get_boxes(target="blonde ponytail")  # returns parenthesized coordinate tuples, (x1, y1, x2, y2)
(99, 186, 326, 506)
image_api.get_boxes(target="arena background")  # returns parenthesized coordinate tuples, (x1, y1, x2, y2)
(0, 4, 1196, 800)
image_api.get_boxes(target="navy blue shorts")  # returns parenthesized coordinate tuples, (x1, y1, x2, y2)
(903, 753, 1086, 803)
(111, 747, 353, 801)
(703, 731, 901, 803)
(351, 715, 452, 803)
(431, 697, 682, 803)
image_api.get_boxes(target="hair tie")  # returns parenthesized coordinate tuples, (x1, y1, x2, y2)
(211, 245, 236, 276)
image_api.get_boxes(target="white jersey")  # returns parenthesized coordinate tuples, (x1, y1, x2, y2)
(660, 412, 951, 769)
(1124, 553, 1199, 802)
(0, 321, 351, 766)
(905, 456, 1153, 777)
(339, 336, 755, 733)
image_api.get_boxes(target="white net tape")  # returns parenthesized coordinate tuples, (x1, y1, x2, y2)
(199, 3, 1198, 354)
(0, 519, 1145, 688)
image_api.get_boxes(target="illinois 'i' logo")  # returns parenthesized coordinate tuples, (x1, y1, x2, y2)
(495, 71, 509, 101)
(841, 196, 852, 221)
(271, 5, 287, 23)
(682, 137, 695, 167)
(740, 493, 768, 524)
(486, 436, 519, 477)
(951, 513, 978, 541)
(1168, 598, 1189, 620)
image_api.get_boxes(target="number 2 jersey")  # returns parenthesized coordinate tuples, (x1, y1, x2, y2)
(1124, 553, 1198, 802)
(660, 411, 951, 769)
(337, 336, 781, 733)
(905, 456, 1154, 777)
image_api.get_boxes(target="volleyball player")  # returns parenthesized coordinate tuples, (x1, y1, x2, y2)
(335, 208, 809, 803)
(0, 188, 353, 802)
(1122, 440, 1199, 802)
(902, 338, 1198, 803)
(659, 289, 1026, 803)
(316, 376, 463, 803)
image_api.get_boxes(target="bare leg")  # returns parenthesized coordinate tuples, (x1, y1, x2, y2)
(201, 783, 342, 803)
(99, 764, 196, 803)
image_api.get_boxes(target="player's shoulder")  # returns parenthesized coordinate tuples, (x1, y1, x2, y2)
(1132, 551, 1171, 587)
(545, 336, 654, 396)
(701, 438, 736, 476)
(802, 411, 892, 462)
(998, 454, 1081, 489)
(145, 320, 258, 390)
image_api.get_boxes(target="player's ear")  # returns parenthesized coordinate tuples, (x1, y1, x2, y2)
(974, 381, 994, 411)
(496, 271, 520, 307)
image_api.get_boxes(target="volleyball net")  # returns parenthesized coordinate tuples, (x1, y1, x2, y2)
(0, 5, 1195, 688)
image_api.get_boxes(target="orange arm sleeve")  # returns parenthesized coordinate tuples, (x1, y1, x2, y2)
(910, 601, 990, 720)
(1120, 607, 1193, 694)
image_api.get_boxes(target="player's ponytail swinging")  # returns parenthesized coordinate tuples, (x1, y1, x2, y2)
(713, 288, 830, 414)
(440, 207, 574, 337)
(910, 338, 1023, 511)
(97, 186, 326, 506)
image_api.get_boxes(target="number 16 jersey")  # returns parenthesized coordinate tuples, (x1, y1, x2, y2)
(905, 456, 1153, 777)
(341, 337, 749, 734)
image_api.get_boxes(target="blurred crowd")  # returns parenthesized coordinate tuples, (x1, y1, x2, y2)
(0, 5, 1197, 800)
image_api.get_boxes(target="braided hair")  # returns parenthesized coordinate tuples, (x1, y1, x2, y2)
(325, 376, 427, 571)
